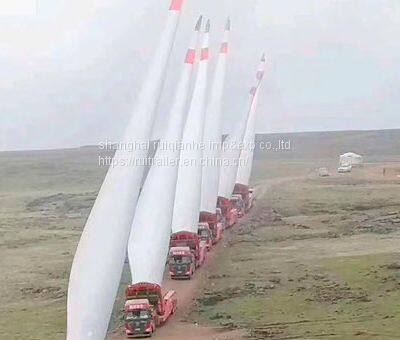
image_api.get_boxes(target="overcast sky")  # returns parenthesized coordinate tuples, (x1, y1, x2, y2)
(1, 0, 399, 151)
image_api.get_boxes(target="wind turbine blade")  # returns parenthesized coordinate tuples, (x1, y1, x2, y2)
(218, 54, 266, 199)
(172, 20, 211, 234)
(236, 90, 260, 186)
(128, 17, 202, 285)
(201, 18, 231, 214)
(67, 2, 184, 339)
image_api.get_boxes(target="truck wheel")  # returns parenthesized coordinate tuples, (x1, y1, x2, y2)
(149, 326, 154, 337)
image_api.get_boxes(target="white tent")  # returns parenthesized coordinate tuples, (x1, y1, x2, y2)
(340, 152, 363, 167)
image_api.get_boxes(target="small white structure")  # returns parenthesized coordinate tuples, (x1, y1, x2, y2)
(339, 152, 363, 167)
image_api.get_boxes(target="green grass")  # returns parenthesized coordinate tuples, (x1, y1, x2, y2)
(193, 168, 400, 339)
(1, 130, 400, 338)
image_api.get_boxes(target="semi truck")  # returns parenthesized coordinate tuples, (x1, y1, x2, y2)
(231, 194, 245, 218)
(233, 183, 254, 212)
(169, 231, 206, 268)
(168, 246, 196, 279)
(199, 211, 223, 244)
(217, 196, 239, 228)
(197, 222, 213, 250)
(124, 283, 177, 338)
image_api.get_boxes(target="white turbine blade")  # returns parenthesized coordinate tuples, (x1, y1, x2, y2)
(67, 1, 184, 339)
(236, 90, 260, 186)
(172, 20, 211, 234)
(128, 16, 203, 286)
(200, 18, 230, 214)
(218, 54, 266, 199)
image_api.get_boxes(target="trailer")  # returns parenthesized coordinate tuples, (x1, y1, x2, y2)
(168, 246, 196, 280)
(124, 283, 177, 338)
(199, 211, 223, 244)
(170, 231, 206, 268)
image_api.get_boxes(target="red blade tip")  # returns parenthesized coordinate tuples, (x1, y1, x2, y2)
(220, 42, 229, 54)
(201, 48, 210, 60)
(185, 49, 196, 64)
(169, 0, 184, 11)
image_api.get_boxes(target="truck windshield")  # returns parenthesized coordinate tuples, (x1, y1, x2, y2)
(198, 229, 209, 238)
(170, 255, 191, 264)
(126, 310, 150, 320)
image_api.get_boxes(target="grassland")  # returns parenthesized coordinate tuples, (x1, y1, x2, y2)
(0, 130, 400, 339)
(0, 148, 109, 339)
(191, 164, 400, 339)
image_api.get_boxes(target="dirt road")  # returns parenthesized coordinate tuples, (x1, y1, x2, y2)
(108, 176, 301, 340)
(108, 221, 253, 340)
(108, 236, 248, 340)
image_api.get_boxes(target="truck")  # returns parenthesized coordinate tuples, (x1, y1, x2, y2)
(124, 283, 177, 338)
(248, 188, 255, 210)
(168, 246, 196, 279)
(233, 183, 254, 212)
(338, 163, 352, 173)
(199, 211, 223, 244)
(217, 196, 239, 228)
(197, 222, 213, 251)
(216, 208, 226, 230)
(170, 231, 206, 268)
(230, 194, 246, 218)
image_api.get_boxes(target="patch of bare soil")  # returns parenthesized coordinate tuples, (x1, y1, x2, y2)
(26, 192, 96, 217)
(20, 286, 66, 300)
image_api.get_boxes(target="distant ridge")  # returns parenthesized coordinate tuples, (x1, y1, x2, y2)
(254, 129, 400, 160)
(1, 129, 399, 155)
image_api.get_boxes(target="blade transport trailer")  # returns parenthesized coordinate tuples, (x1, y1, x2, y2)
(125, 283, 177, 337)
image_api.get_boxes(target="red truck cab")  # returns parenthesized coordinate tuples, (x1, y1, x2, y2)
(170, 231, 206, 268)
(199, 211, 223, 244)
(125, 283, 177, 338)
(197, 222, 213, 251)
(217, 196, 239, 228)
(168, 246, 195, 279)
(125, 299, 155, 337)
(231, 194, 245, 218)
(233, 183, 254, 212)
